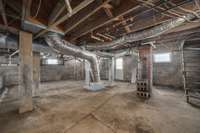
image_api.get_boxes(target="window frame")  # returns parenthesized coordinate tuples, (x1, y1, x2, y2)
(116, 57, 123, 70)
(153, 52, 171, 63)
(46, 59, 59, 65)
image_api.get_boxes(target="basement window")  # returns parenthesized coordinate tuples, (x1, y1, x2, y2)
(154, 53, 171, 63)
(47, 59, 58, 65)
(116, 58, 123, 70)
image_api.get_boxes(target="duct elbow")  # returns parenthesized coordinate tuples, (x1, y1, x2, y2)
(44, 32, 101, 83)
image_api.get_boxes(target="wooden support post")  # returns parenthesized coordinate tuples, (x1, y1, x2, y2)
(33, 52, 40, 96)
(18, 31, 33, 113)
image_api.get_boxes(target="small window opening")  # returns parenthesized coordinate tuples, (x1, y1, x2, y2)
(154, 53, 171, 63)
(116, 58, 123, 69)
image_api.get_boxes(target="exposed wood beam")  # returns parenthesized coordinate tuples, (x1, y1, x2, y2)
(119, 16, 131, 33)
(103, 3, 113, 18)
(22, 0, 32, 21)
(137, 0, 182, 17)
(92, 0, 195, 38)
(25, 17, 65, 34)
(64, 0, 112, 34)
(96, 33, 112, 41)
(104, 33, 116, 39)
(69, 0, 141, 41)
(34, 0, 95, 39)
(48, 0, 65, 25)
(5, 0, 21, 15)
(64, 0, 72, 14)
(0, 0, 8, 27)
(26, 0, 32, 18)
(119, 15, 169, 36)
(0, 24, 19, 35)
(91, 34, 104, 42)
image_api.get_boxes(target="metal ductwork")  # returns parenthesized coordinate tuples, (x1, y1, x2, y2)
(0, 34, 55, 54)
(44, 32, 100, 82)
(86, 11, 200, 50)
(96, 50, 137, 58)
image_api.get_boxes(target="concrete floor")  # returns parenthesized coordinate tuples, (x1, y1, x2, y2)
(0, 81, 200, 133)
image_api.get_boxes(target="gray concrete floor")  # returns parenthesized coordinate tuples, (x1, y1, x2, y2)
(0, 81, 200, 133)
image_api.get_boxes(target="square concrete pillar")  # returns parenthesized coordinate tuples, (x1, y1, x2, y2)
(18, 31, 33, 113)
(33, 52, 40, 96)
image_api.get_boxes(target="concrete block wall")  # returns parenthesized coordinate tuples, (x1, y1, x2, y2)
(0, 44, 184, 89)
(41, 60, 84, 82)
(123, 55, 138, 82)
(153, 41, 183, 88)
(0, 66, 19, 86)
(0, 59, 85, 86)
(99, 59, 109, 80)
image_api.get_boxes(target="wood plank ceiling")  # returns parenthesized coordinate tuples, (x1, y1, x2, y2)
(0, 0, 199, 45)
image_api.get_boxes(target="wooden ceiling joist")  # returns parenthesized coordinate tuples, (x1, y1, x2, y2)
(89, 0, 195, 40)
(34, 0, 95, 39)
(136, 0, 180, 17)
(22, 0, 32, 22)
(96, 33, 112, 41)
(119, 16, 131, 33)
(64, 0, 73, 14)
(64, 0, 112, 34)
(0, 0, 8, 27)
(68, 0, 141, 41)
(91, 34, 104, 42)
(0, 24, 19, 35)
(48, 0, 66, 25)
(103, 3, 113, 18)
(25, 16, 65, 34)
(4, 0, 21, 15)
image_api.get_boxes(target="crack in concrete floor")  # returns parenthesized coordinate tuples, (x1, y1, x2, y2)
(0, 81, 200, 133)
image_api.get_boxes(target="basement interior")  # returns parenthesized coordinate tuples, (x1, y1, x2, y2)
(0, 0, 200, 133)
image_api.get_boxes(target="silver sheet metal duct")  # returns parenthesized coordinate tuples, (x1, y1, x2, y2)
(0, 34, 55, 54)
(96, 50, 137, 58)
(86, 11, 200, 50)
(96, 51, 128, 58)
(44, 32, 100, 82)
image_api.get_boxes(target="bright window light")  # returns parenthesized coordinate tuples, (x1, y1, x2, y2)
(47, 59, 58, 64)
(116, 58, 123, 69)
(154, 53, 171, 63)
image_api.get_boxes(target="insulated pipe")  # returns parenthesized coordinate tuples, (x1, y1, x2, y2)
(86, 11, 200, 50)
(44, 32, 100, 82)
(96, 51, 129, 58)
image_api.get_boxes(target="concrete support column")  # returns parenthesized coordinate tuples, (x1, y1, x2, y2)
(18, 31, 33, 113)
(33, 52, 40, 96)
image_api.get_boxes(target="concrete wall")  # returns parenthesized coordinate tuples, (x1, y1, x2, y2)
(0, 59, 85, 86)
(153, 42, 183, 88)
(41, 59, 84, 82)
(0, 66, 19, 86)
(0, 44, 184, 89)
(99, 59, 109, 80)
(123, 55, 138, 82)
